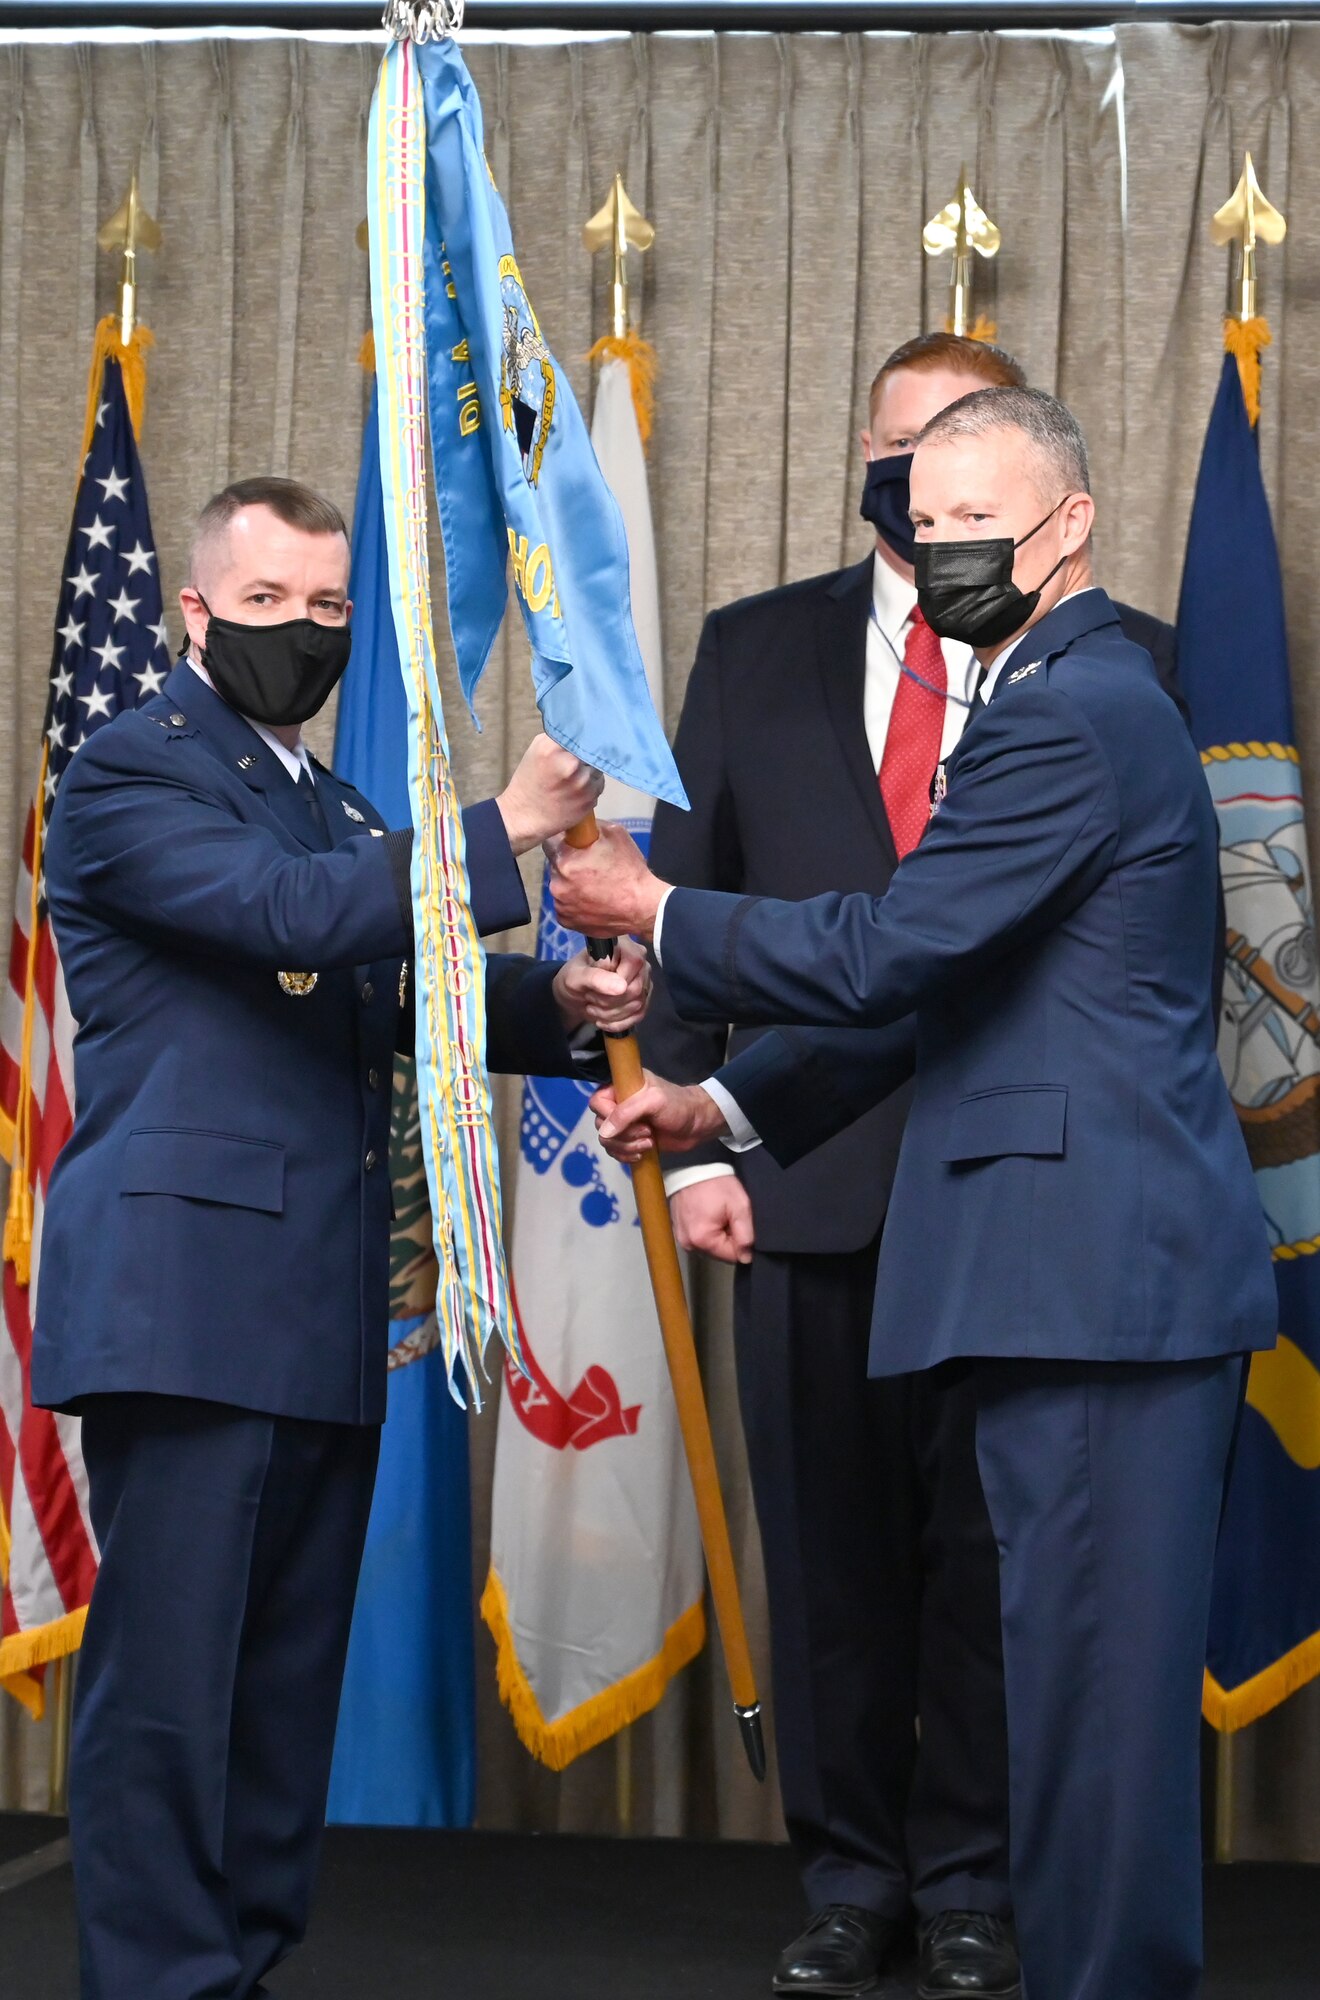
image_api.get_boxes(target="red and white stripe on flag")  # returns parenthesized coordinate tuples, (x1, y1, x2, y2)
(0, 325, 167, 1715)
(0, 801, 95, 1716)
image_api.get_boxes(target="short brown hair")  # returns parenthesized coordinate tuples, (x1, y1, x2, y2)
(190, 476, 348, 587)
(869, 332, 1026, 421)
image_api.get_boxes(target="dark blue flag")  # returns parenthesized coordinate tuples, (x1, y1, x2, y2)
(325, 378, 476, 1827)
(1178, 352, 1320, 1728)
(43, 355, 168, 855)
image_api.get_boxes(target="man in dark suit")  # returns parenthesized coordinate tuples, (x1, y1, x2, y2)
(638, 334, 1179, 1999)
(36, 478, 648, 2000)
(552, 386, 1276, 2000)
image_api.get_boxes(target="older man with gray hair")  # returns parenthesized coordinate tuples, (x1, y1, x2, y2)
(551, 385, 1276, 2000)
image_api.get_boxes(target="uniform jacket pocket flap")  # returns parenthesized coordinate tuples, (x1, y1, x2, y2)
(121, 1128, 285, 1213)
(942, 1087, 1067, 1163)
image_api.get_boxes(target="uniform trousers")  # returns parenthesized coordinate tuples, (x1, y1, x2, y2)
(969, 1356, 1245, 2000)
(70, 1393, 380, 2000)
(734, 1238, 1011, 1923)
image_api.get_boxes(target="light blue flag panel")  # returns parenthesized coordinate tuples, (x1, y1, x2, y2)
(416, 37, 687, 812)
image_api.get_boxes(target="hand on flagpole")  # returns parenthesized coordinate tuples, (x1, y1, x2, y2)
(591, 1071, 729, 1162)
(553, 938, 652, 1035)
(497, 734, 605, 856)
(548, 820, 668, 941)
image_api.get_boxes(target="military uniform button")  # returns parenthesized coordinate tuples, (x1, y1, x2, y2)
(365, 1149, 378, 1172)
(361, 981, 374, 1004)
(368, 1067, 380, 1090)
(169, 713, 187, 726)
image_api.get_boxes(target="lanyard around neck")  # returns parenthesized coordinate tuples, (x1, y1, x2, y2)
(868, 601, 975, 710)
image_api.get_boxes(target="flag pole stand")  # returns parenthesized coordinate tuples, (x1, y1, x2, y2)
(565, 813, 765, 1782)
(1214, 1729, 1235, 1864)
(47, 1656, 74, 1815)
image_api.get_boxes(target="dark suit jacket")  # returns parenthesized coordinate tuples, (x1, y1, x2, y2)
(36, 663, 576, 1426)
(644, 560, 1184, 1248)
(641, 555, 1182, 1255)
(660, 590, 1275, 1374)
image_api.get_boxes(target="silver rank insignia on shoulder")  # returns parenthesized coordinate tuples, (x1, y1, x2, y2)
(342, 801, 365, 823)
(278, 971, 319, 997)
(1007, 661, 1040, 685)
(930, 762, 948, 816)
(369, 827, 385, 839)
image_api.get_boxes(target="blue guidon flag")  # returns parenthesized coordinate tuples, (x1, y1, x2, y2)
(1178, 349, 1320, 1730)
(366, 29, 686, 1401)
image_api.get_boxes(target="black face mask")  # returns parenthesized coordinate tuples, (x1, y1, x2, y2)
(196, 599, 353, 728)
(914, 501, 1069, 649)
(860, 452, 917, 565)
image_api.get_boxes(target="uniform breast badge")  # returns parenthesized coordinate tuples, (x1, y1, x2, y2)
(277, 971, 319, 997)
(930, 762, 948, 817)
(342, 801, 366, 823)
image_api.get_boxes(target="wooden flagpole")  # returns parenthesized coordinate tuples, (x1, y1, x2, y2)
(565, 812, 765, 1781)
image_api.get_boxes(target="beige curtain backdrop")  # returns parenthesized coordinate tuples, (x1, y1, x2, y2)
(0, 22, 1315, 1860)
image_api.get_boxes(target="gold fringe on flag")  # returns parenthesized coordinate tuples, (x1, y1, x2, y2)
(480, 1567, 705, 1771)
(586, 332, 657, 448)
(1224, 315, 1271, 430)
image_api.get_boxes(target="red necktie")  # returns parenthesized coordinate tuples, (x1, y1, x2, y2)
(879, 607, 947, 858)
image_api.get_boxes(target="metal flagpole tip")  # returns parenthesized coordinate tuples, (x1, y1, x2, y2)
(735, 1703, 767, 1783)
(382, 0, 464, 40)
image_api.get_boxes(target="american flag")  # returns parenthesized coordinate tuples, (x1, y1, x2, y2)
(0, 347, 166, 1714)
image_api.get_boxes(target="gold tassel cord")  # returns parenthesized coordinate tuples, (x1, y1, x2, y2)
(1224, 315, 1271, 430)
(586, 331, 657, 448)
(79, 316, 153, 460)
(358, 327, 376, 375)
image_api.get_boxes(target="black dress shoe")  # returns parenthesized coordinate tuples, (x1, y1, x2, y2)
(773, 1903, 905, 1995)
(917, 1911, 1020, 1998)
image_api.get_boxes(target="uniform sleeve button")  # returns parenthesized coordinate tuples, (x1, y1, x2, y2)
(361, 981, 374, 1004)
(365, 1149, 378, 1172)
(368, 1067, 380, 1090)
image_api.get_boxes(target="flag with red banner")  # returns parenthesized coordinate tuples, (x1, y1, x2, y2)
(0, 323, 166, 1714)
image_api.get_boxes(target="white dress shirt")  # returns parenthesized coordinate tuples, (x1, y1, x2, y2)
(186, 656, 316, 786)
(659, 586, 1100, 1174)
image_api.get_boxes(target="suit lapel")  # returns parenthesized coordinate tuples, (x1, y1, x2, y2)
(815, 559, 900, 873)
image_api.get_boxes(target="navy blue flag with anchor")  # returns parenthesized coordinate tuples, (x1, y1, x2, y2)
(1178, 351, 1320, 1729)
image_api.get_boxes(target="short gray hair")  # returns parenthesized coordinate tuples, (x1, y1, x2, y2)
(916, 385, 1091, 500)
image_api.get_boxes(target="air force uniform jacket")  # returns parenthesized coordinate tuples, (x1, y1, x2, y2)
(660, 591, 1276, 1376)
(37, 663, 576, 1427)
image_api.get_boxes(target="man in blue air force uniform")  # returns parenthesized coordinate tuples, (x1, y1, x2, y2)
(37, 477, 649, 2000)
(551, 389, 1276, 2000)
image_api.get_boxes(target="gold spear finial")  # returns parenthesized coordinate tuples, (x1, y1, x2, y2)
(97, 175, 162, 348)
(583, 174, 655, 340)
(1212, 152, 1286, 325)
(923, 167, 1000, 339)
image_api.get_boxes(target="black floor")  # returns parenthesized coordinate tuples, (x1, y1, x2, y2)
(0, 1815, 1314, 1998)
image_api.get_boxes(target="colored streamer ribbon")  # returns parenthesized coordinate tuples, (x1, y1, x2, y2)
(368, 40, 514, 1404)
